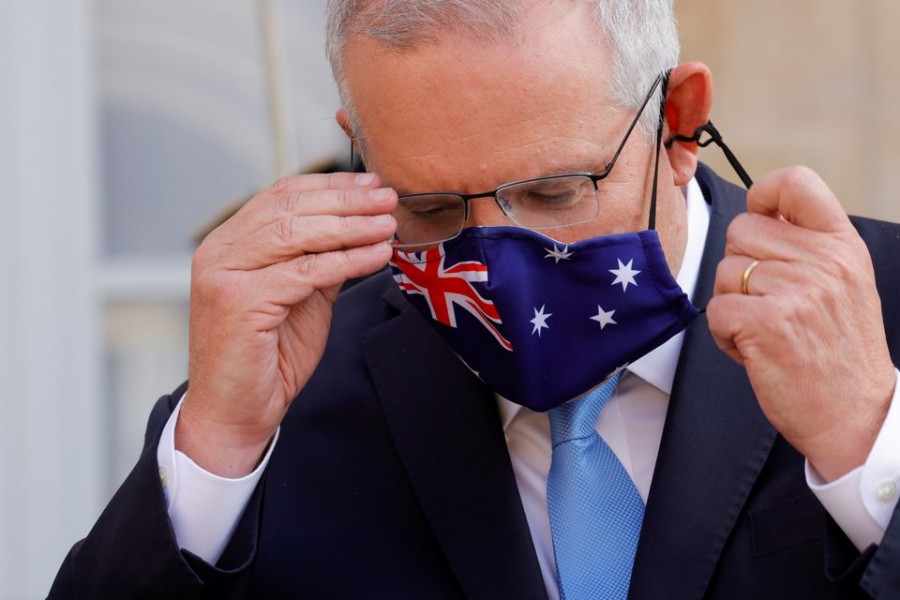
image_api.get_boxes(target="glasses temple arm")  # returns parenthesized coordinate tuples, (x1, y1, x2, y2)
(602, 74, 665, 173)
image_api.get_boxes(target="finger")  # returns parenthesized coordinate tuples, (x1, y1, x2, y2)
(252, 172, 386, 218)
(258, 241, 394, 306)
(218, 184, 398, 242)
(210, 173, 396, 241)
(746, 166, 851, 233)
(254, 184, 397, 219)
(705, 295, 746, 366)
(705, 293, 769, 366)
(724, 211, 831, 262)
(714, 255, 758, 297)
(713, 255, 812, 297)
(222, 214, 397, 270)
(223, 172, 382, 235)
(268, 172, 381, 195)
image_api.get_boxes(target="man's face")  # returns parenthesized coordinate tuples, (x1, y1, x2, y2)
(342, 1, 687, 268)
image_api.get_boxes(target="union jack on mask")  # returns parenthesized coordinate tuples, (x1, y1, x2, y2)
(390, 226, 699, 411)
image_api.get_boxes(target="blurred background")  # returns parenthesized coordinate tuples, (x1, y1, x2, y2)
(1, 1, 898, 597)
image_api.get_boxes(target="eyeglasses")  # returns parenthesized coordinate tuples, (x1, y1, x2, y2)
(354, 74, 664, 249)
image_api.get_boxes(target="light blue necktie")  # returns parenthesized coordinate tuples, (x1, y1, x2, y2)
(546, 372, 644, 600)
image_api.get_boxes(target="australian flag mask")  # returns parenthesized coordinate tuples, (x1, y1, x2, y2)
(390, 226, 699, 411)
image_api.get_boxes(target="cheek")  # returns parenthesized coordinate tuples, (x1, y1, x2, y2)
(590, 192, 650, 237)
(535, 181, 651, 244)
(568, 152, 660, 242)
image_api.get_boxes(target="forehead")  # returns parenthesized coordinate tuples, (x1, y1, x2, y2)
(342, 2, 623, 193)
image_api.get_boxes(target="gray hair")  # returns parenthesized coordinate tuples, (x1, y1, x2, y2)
(325, 0, 679, 143)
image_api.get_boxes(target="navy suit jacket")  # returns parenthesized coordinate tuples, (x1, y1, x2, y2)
(50, 165, 900, 598)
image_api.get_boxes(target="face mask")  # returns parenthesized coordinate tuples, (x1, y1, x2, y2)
(389, 225, 699, 411)
(386, 60, 749, 411)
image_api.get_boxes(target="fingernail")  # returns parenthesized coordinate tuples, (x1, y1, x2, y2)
(370, 187, 394, 201)
(373, 214, 394, 226)
(355, 173, 376, 186)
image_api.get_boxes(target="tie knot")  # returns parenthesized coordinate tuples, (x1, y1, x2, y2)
(549, 372, 622, 446)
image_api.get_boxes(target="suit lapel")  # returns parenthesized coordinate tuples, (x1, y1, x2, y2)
(360, 166, 776, 599)
(629, 165, 778, 599)
(363, 286, 548, 600)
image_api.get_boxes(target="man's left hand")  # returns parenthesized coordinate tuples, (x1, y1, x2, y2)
(707, 166, 896, 481)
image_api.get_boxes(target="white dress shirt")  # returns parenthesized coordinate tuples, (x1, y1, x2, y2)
(158, 178, 900, 596)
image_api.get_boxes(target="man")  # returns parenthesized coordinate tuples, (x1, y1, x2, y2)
(51, 1, 900, 598)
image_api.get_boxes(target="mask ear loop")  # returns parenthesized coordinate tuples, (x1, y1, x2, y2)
(350, 138, 367, 173)
(657, 95, 756, 316)
(665, 121, 754, 189)
(648, 71, 671, 232)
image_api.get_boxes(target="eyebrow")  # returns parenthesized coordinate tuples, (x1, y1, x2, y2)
(543, 160, 604, 176)
(392, 159, 605, 196)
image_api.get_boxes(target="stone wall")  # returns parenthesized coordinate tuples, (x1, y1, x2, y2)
(677, 0, 900, 221)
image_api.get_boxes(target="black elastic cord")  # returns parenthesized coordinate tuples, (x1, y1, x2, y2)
(664, 120, 754, 317)
(648, 71, 671, 231)
(350, 138, 367, 173)
(665, 121, 754, 189)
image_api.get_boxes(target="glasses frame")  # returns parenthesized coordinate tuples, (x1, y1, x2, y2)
(353, 74, 665, 248)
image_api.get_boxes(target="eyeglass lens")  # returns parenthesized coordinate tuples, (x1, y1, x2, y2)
(392, 175, 599, 247)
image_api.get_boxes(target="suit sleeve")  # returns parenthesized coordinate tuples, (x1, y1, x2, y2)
(826, 217, 900, 598)
(47, 383, 265, 600)
(824, 503, 900, 598)
(860, 509, 900, 597)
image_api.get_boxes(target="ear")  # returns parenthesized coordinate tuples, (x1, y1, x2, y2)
(336, 107, 366, 163)
(664, 62, 714, 187)
(336, 107, 356, 140)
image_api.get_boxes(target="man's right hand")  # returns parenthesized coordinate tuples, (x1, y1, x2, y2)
(176, 173, 397, 477)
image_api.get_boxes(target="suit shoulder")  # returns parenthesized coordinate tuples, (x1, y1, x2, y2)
(850, 214, 900, 277)
(850, 215, 900, 358)
(694, 162, 747, 214)
(330, 269, 401, 338)
(309, 268, 403, 387)
(288, 271, 400, 422)
(851, 213, 900, 243)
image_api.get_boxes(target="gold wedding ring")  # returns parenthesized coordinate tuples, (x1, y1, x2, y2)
(741, 259, 760, 295)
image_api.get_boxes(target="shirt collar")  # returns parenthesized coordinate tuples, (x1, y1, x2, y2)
(497, 177, 711, 431)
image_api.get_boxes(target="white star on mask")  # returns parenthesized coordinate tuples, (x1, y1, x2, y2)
(590, 305, 617, 329)
(544, 244, 574, 264)
(530, 304, 552, 337)
(610, 258, 641, 292)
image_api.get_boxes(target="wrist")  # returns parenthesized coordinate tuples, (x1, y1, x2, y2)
(805, 389, 892, 483)
(176, 398, 276, 478)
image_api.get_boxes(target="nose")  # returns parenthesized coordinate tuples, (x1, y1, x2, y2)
(464, 196, 514, 229)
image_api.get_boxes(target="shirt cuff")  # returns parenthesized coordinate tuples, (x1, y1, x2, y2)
(156, 394, 279, 565)
(807, 368, 900, 551)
